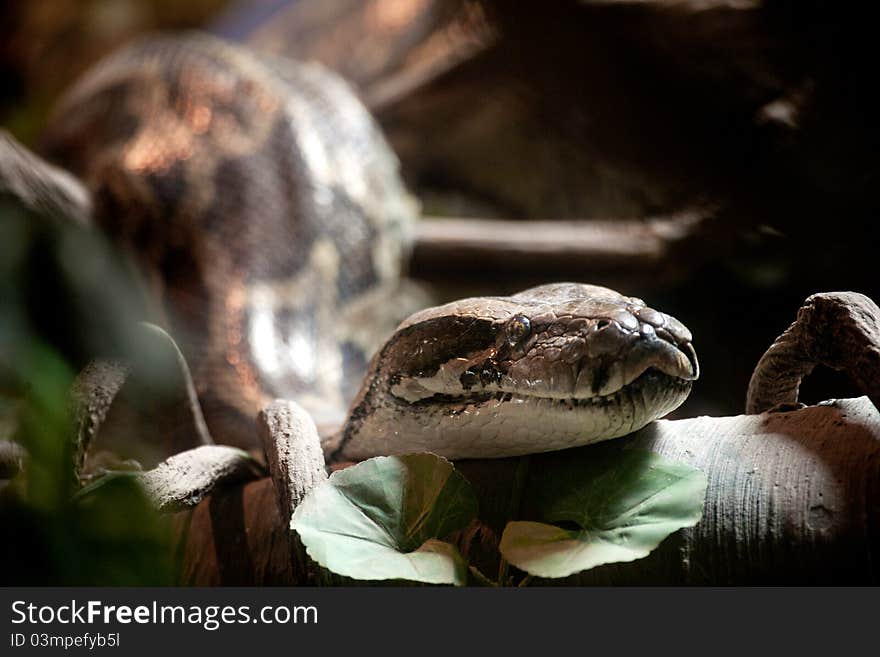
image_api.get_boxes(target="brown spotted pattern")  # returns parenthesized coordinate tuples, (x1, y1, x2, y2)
(40, 33, 416, 447)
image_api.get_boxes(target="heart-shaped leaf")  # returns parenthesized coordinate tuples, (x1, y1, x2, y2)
(291, 453, 477, 585)
(500, 444, 707, 578)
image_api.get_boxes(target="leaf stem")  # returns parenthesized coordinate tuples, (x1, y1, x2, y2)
(497, 555, 509, 584)
(468, 565, 499, 587)
(498, 454, 531, 585)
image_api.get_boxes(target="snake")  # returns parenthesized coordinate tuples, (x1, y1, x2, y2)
(35, 33, 699, 461)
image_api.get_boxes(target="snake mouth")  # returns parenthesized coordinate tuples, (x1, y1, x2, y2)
(389, 331, 698, 407)
(405, 366, 693, 410)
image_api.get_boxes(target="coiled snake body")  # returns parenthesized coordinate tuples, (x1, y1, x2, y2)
(39, 34, 698, 460)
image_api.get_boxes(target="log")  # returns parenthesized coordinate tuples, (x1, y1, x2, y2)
(533, 397, 880, 584)
(747, 292, 880, 414)
(175, 397, 880, 585)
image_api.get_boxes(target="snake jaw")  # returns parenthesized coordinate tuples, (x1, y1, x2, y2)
(339, 366, 694, 461)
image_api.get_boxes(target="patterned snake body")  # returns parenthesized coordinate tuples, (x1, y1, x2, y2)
(40, 33, 415, 448)
(39, 34, 698, 459)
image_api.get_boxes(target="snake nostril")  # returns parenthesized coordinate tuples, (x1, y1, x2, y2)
(460, 370, 479, 389)
(596, 319, 611, 330)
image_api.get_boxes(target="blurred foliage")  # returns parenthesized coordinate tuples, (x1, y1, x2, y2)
(0, 195, 175, 585)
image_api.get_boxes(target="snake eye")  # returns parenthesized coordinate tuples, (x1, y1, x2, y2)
(506, 315, 531, 346)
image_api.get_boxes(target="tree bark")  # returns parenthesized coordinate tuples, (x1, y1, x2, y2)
(174, 396, 880, 585)
(747, 292, 880, 414)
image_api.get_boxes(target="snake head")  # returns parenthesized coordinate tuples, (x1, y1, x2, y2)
(338, 282, 698, 460)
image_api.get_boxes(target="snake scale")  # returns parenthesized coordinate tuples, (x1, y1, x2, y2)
(37, 33, 699, 461)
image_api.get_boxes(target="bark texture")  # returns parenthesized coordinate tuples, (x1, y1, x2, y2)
(173, 397, 880, 585)
(257, 400, 328, 530)
(747, 292, 880, 414)
(550, 397, 880, 584)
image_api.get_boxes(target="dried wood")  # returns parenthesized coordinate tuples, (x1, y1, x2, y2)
(410, 211, 707, 284)
(747, 292, 880, 414)
(175, 397, 880, 585)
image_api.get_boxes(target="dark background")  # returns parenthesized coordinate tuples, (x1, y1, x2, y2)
(2, 0, 879, 588)
(2, 0, 877, 418)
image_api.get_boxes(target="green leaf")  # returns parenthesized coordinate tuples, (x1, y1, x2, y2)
(500, 444, 707, 578)
(291, 453, 478, 585)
